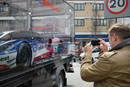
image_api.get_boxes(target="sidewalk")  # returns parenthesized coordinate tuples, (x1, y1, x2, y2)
(83, 82, 94, 87)
(73, 62, 94, 87)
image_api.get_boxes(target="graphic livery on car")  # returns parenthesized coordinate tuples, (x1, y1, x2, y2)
(0, 31, 50, 70)
(0, 31, 75, 70)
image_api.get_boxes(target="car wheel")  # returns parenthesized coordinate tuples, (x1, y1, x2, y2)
(16, 43, 32, 67)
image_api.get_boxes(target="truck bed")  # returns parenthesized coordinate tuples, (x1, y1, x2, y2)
(0, 55, 73, 87)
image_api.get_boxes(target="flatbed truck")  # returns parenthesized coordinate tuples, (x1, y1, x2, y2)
(0, 55, 74, 87)
(0, 0, 75, 87)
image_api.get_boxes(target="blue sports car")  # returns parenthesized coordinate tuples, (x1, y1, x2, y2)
(0, 31, 50, 70)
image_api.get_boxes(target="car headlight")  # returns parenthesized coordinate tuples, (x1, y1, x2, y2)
(0, 43, 14, 52)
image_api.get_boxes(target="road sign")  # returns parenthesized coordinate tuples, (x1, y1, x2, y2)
(104, 0, 130, 18)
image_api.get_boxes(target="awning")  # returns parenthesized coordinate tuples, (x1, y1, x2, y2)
(75, 34, 108, 39)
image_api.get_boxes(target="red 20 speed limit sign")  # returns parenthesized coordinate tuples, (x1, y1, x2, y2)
(106, 0, 128, 14)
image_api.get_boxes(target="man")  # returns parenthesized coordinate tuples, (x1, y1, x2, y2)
(80, 24, 130, 87)
(58, 40, 64, 54)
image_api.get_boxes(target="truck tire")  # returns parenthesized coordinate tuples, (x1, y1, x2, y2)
(58, 72, 64, 87)
(16, 43, 32, 67)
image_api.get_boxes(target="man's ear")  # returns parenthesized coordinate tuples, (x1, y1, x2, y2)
(111, 33, 116, 42)
(113, 33, 119, 42)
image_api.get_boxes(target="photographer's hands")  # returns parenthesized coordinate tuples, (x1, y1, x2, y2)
(82, 39, 108, 61)
(84, 42, 92, 54)
(84, 39, 108, 54)
(81, 42, 92, 62)
(98, 39, 108, 52)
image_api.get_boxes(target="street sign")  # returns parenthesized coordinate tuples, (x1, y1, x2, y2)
(104, 0, 130, 18)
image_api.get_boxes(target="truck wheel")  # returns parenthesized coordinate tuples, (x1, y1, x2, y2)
(58, 72, 64, 87)
(16, 43, 32, 67)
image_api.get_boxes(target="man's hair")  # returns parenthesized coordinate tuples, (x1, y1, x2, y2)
(108, 23, 130, 40)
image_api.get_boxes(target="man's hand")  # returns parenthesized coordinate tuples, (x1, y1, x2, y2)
(98, 39, 108, 52)
(81, 42, 92, 62)
(84, 42, 92, 54)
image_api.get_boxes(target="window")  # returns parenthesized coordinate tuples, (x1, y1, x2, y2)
(93, 4, 96, 10)
(74, 3, 85, 11)
(95, 19, 107, 26)
(100, 4, 104, 10)
(75, 19, 85, 26)
(93, 3, 104, 10)
(0, 20, 9, 26)
(97, 4, 100, 10)
(0, 5, 8, 12)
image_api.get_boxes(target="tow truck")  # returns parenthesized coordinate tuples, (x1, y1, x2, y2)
(0, 0, 75, 87)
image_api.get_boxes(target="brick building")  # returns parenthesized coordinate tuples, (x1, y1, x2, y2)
(66, 0, 116, 46)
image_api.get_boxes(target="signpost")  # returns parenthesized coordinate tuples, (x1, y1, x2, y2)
(104, 0, 130, 18)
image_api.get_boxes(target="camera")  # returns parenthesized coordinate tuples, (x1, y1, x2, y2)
(91, 40, 100, 46)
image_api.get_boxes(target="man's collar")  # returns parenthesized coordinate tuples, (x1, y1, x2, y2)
(110, 38, 130, 51)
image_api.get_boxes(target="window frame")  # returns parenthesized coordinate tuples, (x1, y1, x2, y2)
(93, 3, 104, 11)
(74, 3, 85, 11)
(75, 19, 85, 26)
(94, 19, 107, 26)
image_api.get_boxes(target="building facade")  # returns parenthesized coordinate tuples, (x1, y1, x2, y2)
(66, 0, 116, 46)
(0, 1, 27, 32)
(117, 17, 130, 25)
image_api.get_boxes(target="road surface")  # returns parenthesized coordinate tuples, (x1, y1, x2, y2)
(66, 62, 94, 87)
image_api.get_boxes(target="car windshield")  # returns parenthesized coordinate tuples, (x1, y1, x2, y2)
(0, 32, 5, 43)
(0, 32, 11, 41)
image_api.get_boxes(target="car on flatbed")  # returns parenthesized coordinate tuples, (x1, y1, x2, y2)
(0, 30, 74, 87)
(0, 0, 75, 87)
(0, 30, 58, 70)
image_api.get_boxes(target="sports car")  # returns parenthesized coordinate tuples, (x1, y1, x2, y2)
(0, 30, 50, 70)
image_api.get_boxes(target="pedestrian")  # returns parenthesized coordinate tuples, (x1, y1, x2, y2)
(47, 38, 53, 57)
(80, 24, 130, 87)
(58, 40, 64, 54)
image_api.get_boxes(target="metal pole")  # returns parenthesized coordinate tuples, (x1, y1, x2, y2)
(65, 1, 75, 42)
(70, 7, 75, 43)
(94, 0, 97, 39)
(27, 0, 32, 31)
(71, 9, 75, 43)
